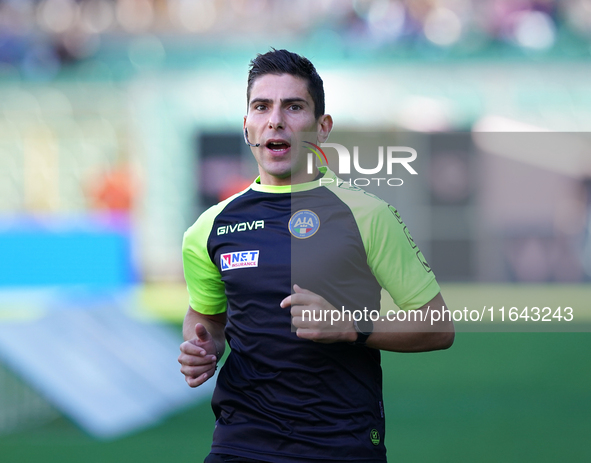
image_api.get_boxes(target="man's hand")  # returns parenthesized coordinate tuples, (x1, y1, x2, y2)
(280, 287, 454, 352)
(178, 323, 218, 388)
(280, 284, 357, 343)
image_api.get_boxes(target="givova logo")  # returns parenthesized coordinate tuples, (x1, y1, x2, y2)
(217, 220, 264, 236)
(370, 428, 380, 446)
(220, 250, 259, 271)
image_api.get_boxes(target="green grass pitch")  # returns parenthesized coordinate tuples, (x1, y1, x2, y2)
(0, 284, 589, 462)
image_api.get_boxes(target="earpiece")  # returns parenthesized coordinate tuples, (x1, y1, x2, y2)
(244, 128, 260, 147)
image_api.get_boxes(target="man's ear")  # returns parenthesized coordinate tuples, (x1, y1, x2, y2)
(317, 114, 333, 143)
(243, 115, 247, 130)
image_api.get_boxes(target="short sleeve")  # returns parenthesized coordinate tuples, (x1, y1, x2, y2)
(182, 207, 227, 315)
(327, 180, 440, 311)
(363, 202, 440, 310)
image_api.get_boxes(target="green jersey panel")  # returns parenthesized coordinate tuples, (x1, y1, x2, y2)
(183, 189, 253, 315)
(324, 172, 440, 310)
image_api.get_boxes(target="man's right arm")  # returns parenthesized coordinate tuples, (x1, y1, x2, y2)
(178, 307, 227, 388)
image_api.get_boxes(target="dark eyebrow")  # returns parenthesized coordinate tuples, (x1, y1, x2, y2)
(250, 98, 271, 106)
(282, 98, 308, 106)
(249, 97, 308, 107)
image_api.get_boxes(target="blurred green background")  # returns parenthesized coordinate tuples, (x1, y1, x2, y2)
(1, 0, 591, 461)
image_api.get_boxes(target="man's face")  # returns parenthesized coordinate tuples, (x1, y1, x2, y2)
(244, 73, 332, 186)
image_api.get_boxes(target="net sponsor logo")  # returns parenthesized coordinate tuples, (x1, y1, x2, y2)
(220, 250, 259, 271)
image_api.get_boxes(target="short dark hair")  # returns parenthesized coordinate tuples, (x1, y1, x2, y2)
(247, 49, 325, 120)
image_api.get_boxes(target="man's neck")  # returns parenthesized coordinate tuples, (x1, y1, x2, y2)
(258, 167, 321, 186)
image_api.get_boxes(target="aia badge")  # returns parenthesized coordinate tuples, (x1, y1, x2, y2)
(220, 250, 259, 271)
(289, 210, 320, 239)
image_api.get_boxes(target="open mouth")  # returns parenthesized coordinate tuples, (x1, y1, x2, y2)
(266, 140, 291, 152)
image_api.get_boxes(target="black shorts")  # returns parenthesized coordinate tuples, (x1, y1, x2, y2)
(204, 453, 272, 463)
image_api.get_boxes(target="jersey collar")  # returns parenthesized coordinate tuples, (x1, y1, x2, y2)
(250, 166, 335, 193)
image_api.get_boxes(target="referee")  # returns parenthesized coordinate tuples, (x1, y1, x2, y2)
(178, 49, 454, 463)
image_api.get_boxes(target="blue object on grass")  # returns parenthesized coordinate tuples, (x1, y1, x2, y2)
(0, 213, 136, 287)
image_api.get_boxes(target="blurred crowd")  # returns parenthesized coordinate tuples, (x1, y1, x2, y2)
(1, 0, 591, 79)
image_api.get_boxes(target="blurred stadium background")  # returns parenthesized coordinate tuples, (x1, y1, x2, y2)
(0, 0, 590, 462)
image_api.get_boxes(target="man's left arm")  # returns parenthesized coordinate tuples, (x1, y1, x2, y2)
(283, 286, 454, 353)
(365, 291, 454, 352)
(282, 200, 455, 352)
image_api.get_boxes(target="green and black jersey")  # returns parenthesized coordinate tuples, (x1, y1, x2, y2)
(183, 167, 440, 463)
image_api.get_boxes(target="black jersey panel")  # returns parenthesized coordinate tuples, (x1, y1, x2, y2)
(290, 187, 383, 315)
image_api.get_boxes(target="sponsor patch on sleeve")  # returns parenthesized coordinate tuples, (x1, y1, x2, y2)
(220, 250, 260, 271)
